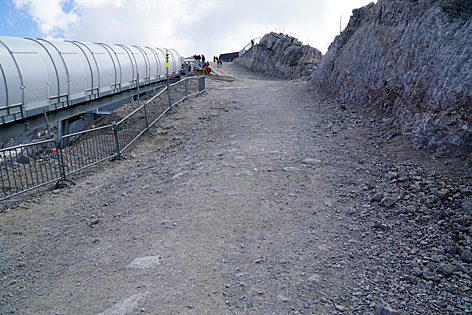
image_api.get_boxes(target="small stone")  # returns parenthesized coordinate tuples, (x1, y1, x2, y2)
(371, 194, 383, 203)
(410, 184, 421, 192)
(371, 221, 388, 230)
(380, 196, 396, 208)
(397, 176, 409, 182)
(377, 305, 400, 315)
(89, 218, 100, 225)
(278, 295, 289, 302)
(335, 304, 346, 312)
(444, 246, 459, 255)
(422, 270, 442, 282)
(426, 262, 437, 271)
(126, 256, 161, 269)
(386, 171, 398, 180)
(437, 263, 455, 276)
(461, 250, 472, 263)
(413, 267, 423, 276)
(308, 274, 321, 283)
(432, 188, 449, 199)
(301, 158, 322, 166)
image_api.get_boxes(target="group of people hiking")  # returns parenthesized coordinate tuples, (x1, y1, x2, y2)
(192, 53, 224, 74)
(213, 56, 223, 67)
(193, 54, 212, 74)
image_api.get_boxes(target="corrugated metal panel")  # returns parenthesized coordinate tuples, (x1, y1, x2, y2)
(0, 39, 23, 109)
(119, 45, 147, 86)
(97, 43, 121, 93)
(169, 49, 182, 75)
(104, 44, 135, 90)
(28, 38, 69, 110)
(133, 46, 151, 84)
(41, 38, 90, 103)
(77, 42, 115, 95)
(141, 46, 160, 82)
(69, 40, 99, 99)
(0, 37, 50, 115)
(116, 44, 139, 88)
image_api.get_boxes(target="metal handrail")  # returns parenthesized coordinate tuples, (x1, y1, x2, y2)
(239, 37, 261, 57)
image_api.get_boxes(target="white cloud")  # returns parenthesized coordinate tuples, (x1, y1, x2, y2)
(13, 0, 376, 56)
(6, 11, 16, 27)
(13, 0, 80, 37)
(74, 0, 126, 8)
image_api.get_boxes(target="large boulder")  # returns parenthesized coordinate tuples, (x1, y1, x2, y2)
(312, 0, 472, 157)
(237, 32, 322, 80)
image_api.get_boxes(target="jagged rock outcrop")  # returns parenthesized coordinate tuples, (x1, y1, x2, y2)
(312, 0, 472, 157)
(236, 32, 322, 80)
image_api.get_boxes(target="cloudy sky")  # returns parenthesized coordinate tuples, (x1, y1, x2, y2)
(0, 0, 375, 57)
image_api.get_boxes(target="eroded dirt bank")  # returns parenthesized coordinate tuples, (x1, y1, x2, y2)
(1, 63, 471, 314)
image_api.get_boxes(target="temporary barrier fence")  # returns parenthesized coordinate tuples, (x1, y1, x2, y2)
(60, 124, 117, 177)
(0, 139, 62, 200)
(0, 76, 205, 201)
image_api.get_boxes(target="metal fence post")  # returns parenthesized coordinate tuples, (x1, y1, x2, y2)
(185, 76, 189, 101)
(55, 140, 76, 188)
(112, 123, 122, 161)
(199, 76, 205, 94)
(137, 73, 150, 131)
(166, 49, 172, 108)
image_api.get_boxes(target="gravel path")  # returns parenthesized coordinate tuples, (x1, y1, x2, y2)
(1, 62, 471, 314)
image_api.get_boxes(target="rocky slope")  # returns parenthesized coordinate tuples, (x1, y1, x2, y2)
(312, 0, 472, 158)
(236, 32, 322, 80)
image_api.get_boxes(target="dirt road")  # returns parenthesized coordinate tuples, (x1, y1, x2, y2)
(1, 63, 471, 314)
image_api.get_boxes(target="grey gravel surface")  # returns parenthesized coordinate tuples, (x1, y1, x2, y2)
(1, 62, 471, 314)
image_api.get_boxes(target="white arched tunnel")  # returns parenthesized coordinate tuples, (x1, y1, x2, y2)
(0, 36, 182, 127)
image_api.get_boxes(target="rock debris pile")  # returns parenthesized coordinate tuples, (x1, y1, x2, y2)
(317, 96, 472, 314)
(368, 162, 472, 309)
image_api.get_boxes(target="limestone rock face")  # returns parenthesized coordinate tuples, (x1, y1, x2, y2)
(237, 32, 322, 80)
(312, 0, 472, 157)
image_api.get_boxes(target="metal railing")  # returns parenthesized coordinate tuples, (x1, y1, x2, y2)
(1, 76, 205, 201)
(0, 140, 62, 200)
(239, 37, 261, 57)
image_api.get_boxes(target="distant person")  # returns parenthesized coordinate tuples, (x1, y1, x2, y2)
(251, 39, 254, 47)
(202, 54, 205, 63)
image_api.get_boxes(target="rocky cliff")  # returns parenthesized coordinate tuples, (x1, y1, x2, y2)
(236, 32, 322, 80)
(312, 0, 472, 157)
